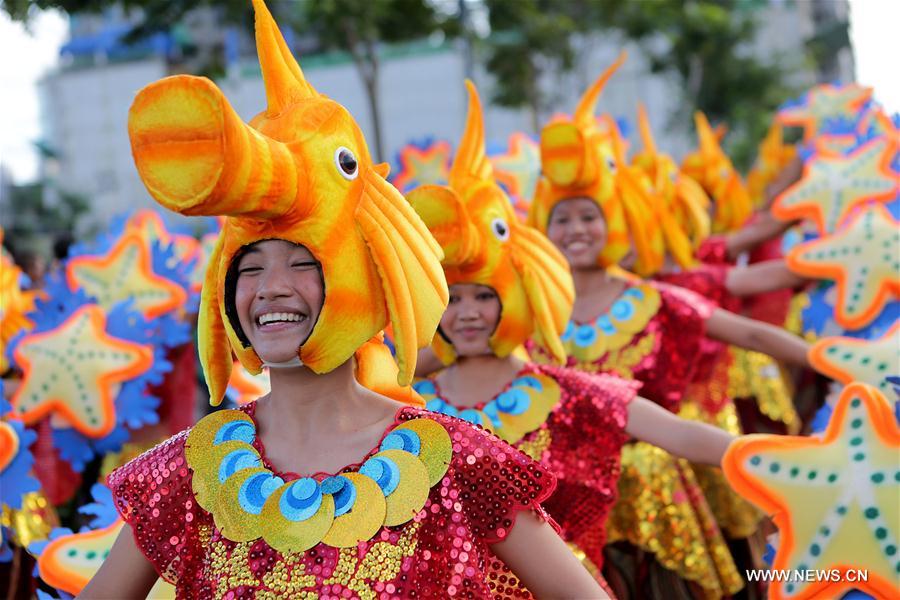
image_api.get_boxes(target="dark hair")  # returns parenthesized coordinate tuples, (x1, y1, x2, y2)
(224, 245, 253, 348)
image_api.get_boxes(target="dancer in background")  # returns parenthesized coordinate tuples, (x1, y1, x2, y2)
(526, 55, 815, 599)
(408, 80, 756, 596)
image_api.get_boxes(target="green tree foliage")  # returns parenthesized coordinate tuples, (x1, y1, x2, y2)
(3, 0, 453, 162)
(477, 0, 821, 168)
(480, 0, 589, 131)
(599, 0, 797, 167)
(3, 182, 91, 239)
(286, 0, 453, 162)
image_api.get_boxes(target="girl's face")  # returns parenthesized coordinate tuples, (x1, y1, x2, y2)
(440, 283, 501, 357)
(234, 240, 324, 364)
(546, 198, 608, 270)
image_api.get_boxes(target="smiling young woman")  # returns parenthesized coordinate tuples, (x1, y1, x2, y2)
(78, 2, 606, 598)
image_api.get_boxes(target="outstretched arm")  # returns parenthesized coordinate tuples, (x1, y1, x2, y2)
(624, 396, 734, 465)
(78, 525, 159, 599)
(705, 307, 811, 368)
(725, 258, 808, 297)
(723, 211, 797, 260)
(492, 511, 609, 599)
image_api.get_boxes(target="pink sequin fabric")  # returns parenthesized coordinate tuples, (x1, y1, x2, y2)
(534, 281, 714, 413)
(656, 265, 736, 390)
(107, 406, 556, 599)
(423, 362, 637, 573)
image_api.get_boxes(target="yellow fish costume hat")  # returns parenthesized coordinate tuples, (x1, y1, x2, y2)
(128, 0, 448, 405)
(528, 52, 627, 266)
(681, 112, 753, 233)
(528, 52, 667, 276)
(408, 82, 574, 364)
(631, 103, 710, 270)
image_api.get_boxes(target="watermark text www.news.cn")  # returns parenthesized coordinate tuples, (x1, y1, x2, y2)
(746, 569, 868, 583)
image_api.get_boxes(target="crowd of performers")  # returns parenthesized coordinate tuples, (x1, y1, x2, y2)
(1, 1, 898, 598)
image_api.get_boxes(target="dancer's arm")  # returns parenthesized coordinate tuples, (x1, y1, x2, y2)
(492, 511, 610, 599)
(725, 258, 807, 297)
(706, 308, 810, 367)
(78, 525, 159, 599)
(625, 397, 734, 466)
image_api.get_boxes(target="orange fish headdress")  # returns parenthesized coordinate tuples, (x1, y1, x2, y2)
(681, 112, 753, 233)
(408, 82, 574, 364)
(127, 0, 448, 405)
(746, 119, 797, 208)
(0, 229, 38, 373)
(528, 52, 667, 276)
(632, 104, 710, 268)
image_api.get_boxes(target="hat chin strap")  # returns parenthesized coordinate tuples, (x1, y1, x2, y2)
(262, 356, 304, 369)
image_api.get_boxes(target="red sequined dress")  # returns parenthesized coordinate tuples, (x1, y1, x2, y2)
(530, 279, 745, 598)
(655, 266, 765, 543)
(415, 362, 636, 577)
(662, 249, 799, 437)
(107, 404, 556, 599)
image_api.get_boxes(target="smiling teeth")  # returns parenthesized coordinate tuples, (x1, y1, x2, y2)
(258, 312, 305, 325)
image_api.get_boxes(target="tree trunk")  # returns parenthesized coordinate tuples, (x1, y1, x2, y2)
(342, 22, 385, 162)
(364, 65, 385, 163)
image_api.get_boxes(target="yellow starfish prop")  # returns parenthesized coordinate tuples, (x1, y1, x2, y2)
(11, 305, 153, 437)
(778, 83, 874, 141)
(127, 0, 447, 404)
(723, 383, 899, 600)
(773, 137, 899, 234)
(787, 203, 900, 330)
(124, 209, 200, 265)
(66, 233, 188, 319)
(810, 322, 900, 395)
(489, 132, 541, 218)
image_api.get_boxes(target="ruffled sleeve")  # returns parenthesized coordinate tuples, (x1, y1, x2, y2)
(106, 429, 195, 585)
(424, 411, 557, 544)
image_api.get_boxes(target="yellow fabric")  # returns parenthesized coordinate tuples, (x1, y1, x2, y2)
(632, 104, 711, 264)
(0, 229, 38, 373)
(746, 119, 797, 208)
(127, 0, 447, 405)
(408, 82, 574, 364)
(607, 443, 745, 598)
(681, 112, 753, 234)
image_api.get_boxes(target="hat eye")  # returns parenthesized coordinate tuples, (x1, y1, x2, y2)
(335, 147, 359, 180)
(491, 218, 510, 242)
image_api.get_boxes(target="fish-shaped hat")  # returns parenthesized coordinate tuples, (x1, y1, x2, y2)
(632, 104, 710, 268)
(408, 82, 574, 364)
(681, 112, 753, 233)
(127, 0, 448, 405)
(527, 52, 667, 276)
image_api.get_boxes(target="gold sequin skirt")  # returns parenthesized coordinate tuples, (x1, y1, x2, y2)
(727, 347, 799, 435)
(606, 443, 745, 599)
(677, 398, 763, 540)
